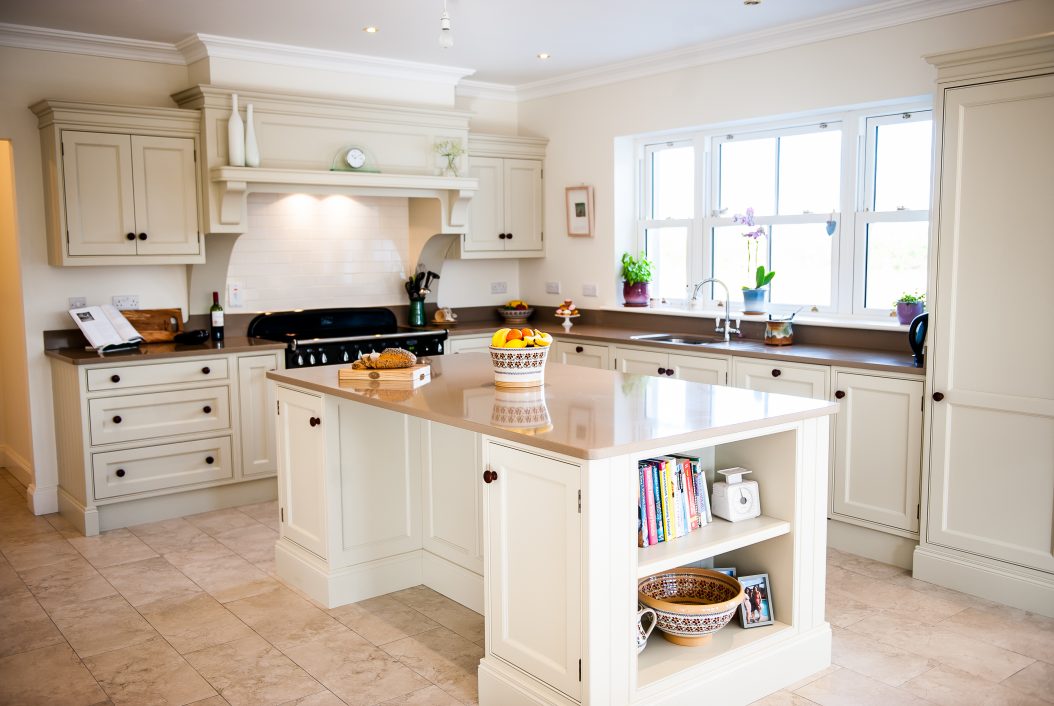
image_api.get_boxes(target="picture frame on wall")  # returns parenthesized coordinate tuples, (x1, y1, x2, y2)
(565, 186, 594, 237)
(738, 573, 774, 628)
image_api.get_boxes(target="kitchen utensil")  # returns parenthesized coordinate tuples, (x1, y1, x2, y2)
(764, 320, 793, 345)
(120, 308, 184, 342)
(908, 312, 928, 367)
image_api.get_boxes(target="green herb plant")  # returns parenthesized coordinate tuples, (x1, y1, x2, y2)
(895, 291, 925, 305)
(620, 252, 654, 286)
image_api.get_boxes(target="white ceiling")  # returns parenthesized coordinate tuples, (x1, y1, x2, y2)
(0, 0, 972, 86)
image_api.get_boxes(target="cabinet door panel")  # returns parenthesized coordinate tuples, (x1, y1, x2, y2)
(276, 387, 327, 558)
(669, 353, 728, 386)
(131, 135, 199, 255)
(503, 159, 543, 252)
(832, 373, 922, 532)
(448, 336, 492, 354)
(485, 442, 581, 701)
(465, 157, 504, 251)
(61, 131, 136, 256)
(733, 359, 828, 400)
(238, 354, 278, 478)
(614, 347, 668, 377)
(423, 422, 482, 574)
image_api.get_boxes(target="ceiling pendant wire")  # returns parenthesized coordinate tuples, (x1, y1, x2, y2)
(438, 0, 454, 48)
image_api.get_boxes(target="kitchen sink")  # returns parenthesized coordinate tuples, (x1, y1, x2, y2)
(630, 333, 721, 346)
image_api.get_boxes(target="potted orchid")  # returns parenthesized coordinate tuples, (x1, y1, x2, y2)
(733, 207, 775, 313)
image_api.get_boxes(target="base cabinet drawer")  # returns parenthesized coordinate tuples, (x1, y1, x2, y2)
(87, 358, 229, 391)
(88, 386, 231, 445)
(92, 436, 233, 500)
(552, 341, 609, 369)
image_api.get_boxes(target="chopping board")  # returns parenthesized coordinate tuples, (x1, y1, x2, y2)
(338, 363, 431, 385)
(120, 308, 184, 343)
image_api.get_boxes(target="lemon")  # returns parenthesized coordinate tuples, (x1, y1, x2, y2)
(523, 335, 536, 345)
(534, 331, 553, 347)
(504, 339, 528, 348)
(491, 328, 511, 347)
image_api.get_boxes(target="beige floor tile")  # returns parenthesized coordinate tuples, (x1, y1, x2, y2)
(794, 666, 931, 706)
(49, 594, 158, 658)
(189, 697, 232, 706)
(238, 500, 280, 531)
(832, 626, 938, 687)
(749, 691, 822, 705)
(0, 589, 66, 657)
(388, 585, 484, 643)
(213, 522, 279, 564)
(826, 547, 910, 580)
(0, 532, 81, 572)
(129, 516, 211, 555)
(278, 692, 346, 706)
(379, 685, 465, 705)
(139, 591, 255, 655)
(848, 612, 1035, 683)
(0, 554, 25, 596)
(285, 629, 430, 706)
(0, 643, 108, 705)
(19, 555, 118, 614)
(174, 552, 278, 603)
(1002, 660, 1054, 704)
(826, 564, 966, 625)
(939, 605, 1054, 665)
(185, 634, 323, 706)
(785, 665, 841, 692)
(885, 572, 1000, 612)
(329, 594, 441, 646)
(84, 636, 217, 705)
(186, 508, 261, 537)
(163, 534, 239, 568)
(66, 527, 159, 569)
(901, 663, 1049, 706)
(226, 584, 348, 650)
(825, 587, 880, 629)
(0, 509, 58, 541)
(99, 555, 202, 607)
(43, 511, 79, 533)
(383, 627, 483, 706)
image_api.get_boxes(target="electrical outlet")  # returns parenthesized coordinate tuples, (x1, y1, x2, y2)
(111, 295, 139, 310)
(582, 283, 598, 297)
(545, 281, 561, 295)
(227, 281, 244, 309)
(67, 296, 86, 309)
(490, 281, 508, 295)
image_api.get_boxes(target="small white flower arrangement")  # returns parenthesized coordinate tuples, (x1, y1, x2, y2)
(434, 139, 465, 176)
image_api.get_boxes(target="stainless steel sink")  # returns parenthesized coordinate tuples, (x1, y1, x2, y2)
(630, 333, 720, 346)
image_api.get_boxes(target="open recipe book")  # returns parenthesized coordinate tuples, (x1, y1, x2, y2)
(69, 305, 144, 352)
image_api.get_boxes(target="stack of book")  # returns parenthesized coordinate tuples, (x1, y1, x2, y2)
(638, 455, 713, 548)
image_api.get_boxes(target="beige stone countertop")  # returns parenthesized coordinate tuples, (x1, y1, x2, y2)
(436, 321, 922, 376)
(45, 336, 287, 365)
(268, 353, 838, 461)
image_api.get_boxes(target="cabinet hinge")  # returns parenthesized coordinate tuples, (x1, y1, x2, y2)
(60, 142, 64, 156)
(917, 504, 920, 520)
(280, 507, 284, 522)
(578, 489, 581, 514)
(578, 659, 582, 681)
(276, 400, 280, 415)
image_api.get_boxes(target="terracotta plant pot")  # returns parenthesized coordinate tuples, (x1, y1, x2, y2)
(623, 281, 650, 307)
(896, 301, 924, 325)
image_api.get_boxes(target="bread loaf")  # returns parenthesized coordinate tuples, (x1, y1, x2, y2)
(350, 348, 417, 370)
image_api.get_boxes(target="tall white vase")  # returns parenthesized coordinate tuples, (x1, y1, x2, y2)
(245, 103, 260, 167)
(228, 93, 245, 167)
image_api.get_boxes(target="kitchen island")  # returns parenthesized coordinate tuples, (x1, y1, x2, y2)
(268, 353, 837, 706)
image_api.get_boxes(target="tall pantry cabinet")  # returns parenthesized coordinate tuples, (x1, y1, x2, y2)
(915, 34, 1054, 617)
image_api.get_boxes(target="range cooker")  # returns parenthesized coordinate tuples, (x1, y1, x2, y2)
(246, 307, 447, 368)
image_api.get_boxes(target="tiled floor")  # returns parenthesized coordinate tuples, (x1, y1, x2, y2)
(0, 467, 1051, 706)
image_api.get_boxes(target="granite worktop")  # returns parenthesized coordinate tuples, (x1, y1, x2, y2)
(44, 336, 286, 365)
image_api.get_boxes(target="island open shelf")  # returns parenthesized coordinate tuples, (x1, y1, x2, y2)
(637, 621, 792, 687)
(636, 515, 791, 578)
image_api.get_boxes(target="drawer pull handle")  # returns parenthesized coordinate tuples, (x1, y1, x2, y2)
(202, 366, 211, 375)
(506, 232, 513, 239)
(112, 415, 122, 424)
(575, 346, 584, 353)
(309, 416, 321, 427)
(138, 232, 148, 240)
(205, 456, 215, 465)
(202, 405, 212, 414)
(115, 468, 125, 478)
(657, 367, 666, 375)
(483, 468, 498, 484)
(498, 233, 507, 240)
(771, 369, 782, 377)
(110, 374, 121, 383)
(932, 392, 945, 402)
(126, 233, 136, 241)
(666, 368, 674, 376)
(834, 390, 845, 399)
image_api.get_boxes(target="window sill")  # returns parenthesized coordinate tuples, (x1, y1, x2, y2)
(598, 304, 912, 332)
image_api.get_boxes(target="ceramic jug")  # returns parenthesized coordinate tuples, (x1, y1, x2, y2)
(636, 606, 657, 653)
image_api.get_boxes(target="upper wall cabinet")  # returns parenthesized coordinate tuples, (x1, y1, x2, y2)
(31, 101, 204, 267)
(462, 134, 547, 259)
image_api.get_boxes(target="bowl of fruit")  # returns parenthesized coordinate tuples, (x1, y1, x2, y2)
(498, 300, 534, 323)
(489, 327, 553, 387)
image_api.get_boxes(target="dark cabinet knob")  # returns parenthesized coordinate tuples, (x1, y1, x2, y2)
(115, 468, 125, 478)
(309, 416, 321, 427)
(205, 456, 214, 465)
(498, 233, 507, 239)
(112, 415, 122, 424)
(110, 374, 121, 383)
(138, 232, 147, 240)
(932, 392, 945, 402)
(126, 233, 136, 241)
(771, 369, 782, 377)
(657, 367, 666, 375)
(483, 469, 498, 484)
(203, 406, 212, 414)
(834, 390, 845, 399)
(201, 366, 211, 375)
(665, 368, 674, 376)
(575, 346, 584, 353)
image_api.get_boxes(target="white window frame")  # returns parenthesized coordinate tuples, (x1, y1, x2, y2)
(640, 139, 697, 306)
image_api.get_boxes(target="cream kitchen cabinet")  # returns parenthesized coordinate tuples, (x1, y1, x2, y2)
(448, 334, 492, 354)
(462, 134, 547, 258)
(276, 386, 328, 559)
(732, 358, 829, 400)
(915, 36, 1054, 616)
(49, 350, 280, 535)
(613, 345, 729, 385)
(830, 370, 923, 535)
(552, 340, 610, 369)
(31, 100, 204, 266)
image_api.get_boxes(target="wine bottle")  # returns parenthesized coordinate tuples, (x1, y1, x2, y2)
(210, 291, 224, 341)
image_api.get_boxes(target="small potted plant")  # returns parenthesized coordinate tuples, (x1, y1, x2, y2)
(894, 291, 925, 324)
(733, 208, 774, 313)
(621, 252, 654, 307)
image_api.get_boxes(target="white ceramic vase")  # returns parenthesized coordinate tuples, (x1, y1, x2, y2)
(245, 103, 260, 167)
(228, 93, 245, 167)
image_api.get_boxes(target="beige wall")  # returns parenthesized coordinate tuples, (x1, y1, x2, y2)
(516, 0, 1054, 309)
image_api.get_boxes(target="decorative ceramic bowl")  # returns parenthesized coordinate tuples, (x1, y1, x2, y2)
(497, 307, 534, 324)
(637, 568, 745, 646)
(489, 344, 549, 388)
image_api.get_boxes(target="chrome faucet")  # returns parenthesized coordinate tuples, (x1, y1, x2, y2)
(691, 278, 742, 343)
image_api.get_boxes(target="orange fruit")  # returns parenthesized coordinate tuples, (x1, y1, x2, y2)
(506, 329, 523, 341)
(520, 328, 533, 338)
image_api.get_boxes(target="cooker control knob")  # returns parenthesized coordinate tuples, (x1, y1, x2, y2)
(308, 353, 316, 366)
(321, 352, 328, 364)
(342, 349, 350, 363)
(296, 354, 304, 367)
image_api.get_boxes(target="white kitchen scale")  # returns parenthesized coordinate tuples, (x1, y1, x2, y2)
(711, 467, 762, 522)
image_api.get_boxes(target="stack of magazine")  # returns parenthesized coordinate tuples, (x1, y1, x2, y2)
(638, 455, 713, 548)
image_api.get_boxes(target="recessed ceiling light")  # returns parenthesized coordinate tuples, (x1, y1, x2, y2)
(537, 53, 551, 60)
(363, 26, 379, 33)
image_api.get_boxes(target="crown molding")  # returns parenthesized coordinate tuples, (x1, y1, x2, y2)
(513, 0, 1014, 102)
(178, 33, 475, 86)
(456, 80, 520, 102)
(0, 22, 184, 64)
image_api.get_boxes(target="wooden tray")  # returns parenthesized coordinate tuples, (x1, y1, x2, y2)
(120, 308, 184, 342)
(337, 363, 431, 384)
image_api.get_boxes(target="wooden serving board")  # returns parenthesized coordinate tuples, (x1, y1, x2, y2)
(120, 308, 184, 342)
(337, 363, 431, 384)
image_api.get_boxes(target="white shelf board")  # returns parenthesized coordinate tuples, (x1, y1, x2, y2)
(637, 621, 793, 688)
(636, 515, 790, 578)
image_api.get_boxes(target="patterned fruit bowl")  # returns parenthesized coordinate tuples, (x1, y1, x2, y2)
(637, 568, 744, 646)
(497, 307, 534, 324)
(489, 344, 549, 388)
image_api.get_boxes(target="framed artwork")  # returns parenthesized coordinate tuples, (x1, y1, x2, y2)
(713, 567, 737, 578)
(565, 186, 594, 237)
(738, 573, 774, 628)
